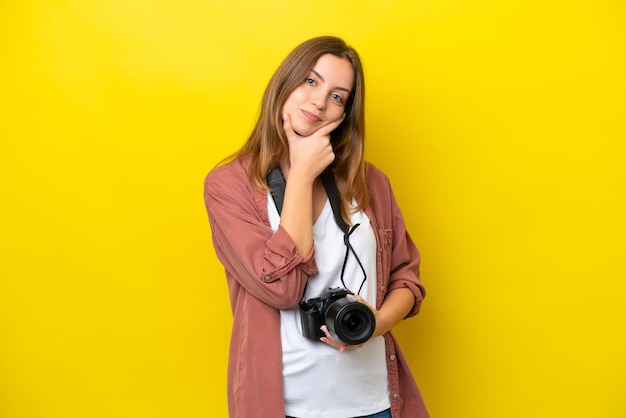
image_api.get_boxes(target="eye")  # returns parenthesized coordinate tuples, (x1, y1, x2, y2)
(331, 93, 345, 104)
(305, 77, 316, 86)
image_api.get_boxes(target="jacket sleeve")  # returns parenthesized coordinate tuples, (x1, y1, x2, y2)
(367, 163, 426, 318)
(204, 164, 318, 310)
(388, 194, 425, 318)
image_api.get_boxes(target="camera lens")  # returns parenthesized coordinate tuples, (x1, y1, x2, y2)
(344, 312, 361, 332)
(325, 298, 375, 345)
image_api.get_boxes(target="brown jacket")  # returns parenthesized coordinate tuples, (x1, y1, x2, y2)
(204, 157, 429, 417)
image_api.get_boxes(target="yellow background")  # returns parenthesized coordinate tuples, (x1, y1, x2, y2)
(1, 1, 625, 417)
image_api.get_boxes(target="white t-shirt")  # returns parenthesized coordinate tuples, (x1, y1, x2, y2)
(267, 193, 390, 418)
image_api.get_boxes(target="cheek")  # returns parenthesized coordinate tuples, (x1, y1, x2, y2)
(327, 107, 345, 122)
(284, 88, 307, 108)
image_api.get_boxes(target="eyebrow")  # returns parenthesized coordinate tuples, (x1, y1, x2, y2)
(311, 69, 352, 94)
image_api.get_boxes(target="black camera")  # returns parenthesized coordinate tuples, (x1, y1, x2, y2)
(300, 287, 376, 345)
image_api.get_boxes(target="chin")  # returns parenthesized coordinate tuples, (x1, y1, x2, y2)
(292, 124, 314, 137)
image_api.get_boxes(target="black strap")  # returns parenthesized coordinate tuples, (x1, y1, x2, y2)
(266, 166, 347, 233)
(320, 169, 349, 234)
(267, 166, 287, 214)
(265, 166, 367, 295)
(319, 170, 367, 293)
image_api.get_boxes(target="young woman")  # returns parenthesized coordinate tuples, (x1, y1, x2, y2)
(204, 36, 428, 418)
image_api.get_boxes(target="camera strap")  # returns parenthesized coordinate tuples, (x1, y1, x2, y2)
(266, 166, 347, 232)
(266, 165, 287, 215)
(266, 166, 368, 295)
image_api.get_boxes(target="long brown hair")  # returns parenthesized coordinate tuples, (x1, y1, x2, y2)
(232, 36, 368, 222)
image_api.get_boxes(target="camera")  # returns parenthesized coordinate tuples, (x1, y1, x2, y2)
(300, 287, 376, 345)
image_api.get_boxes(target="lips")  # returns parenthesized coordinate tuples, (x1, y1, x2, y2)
(300, 109, 321, 122)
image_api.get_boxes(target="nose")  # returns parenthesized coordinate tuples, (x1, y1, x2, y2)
(311, 92, 326, 110)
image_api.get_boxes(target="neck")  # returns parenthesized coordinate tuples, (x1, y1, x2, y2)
(278, 157, 290, 180)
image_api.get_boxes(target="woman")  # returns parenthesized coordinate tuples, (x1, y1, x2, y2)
(204, 36, 428, 418)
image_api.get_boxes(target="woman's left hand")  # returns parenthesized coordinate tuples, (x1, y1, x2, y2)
(319, 295, 381, 352)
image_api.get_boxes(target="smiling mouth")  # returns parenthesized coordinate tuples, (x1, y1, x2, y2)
(301, 109, 321, 122)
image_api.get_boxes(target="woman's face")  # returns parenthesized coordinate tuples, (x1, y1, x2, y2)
(282, 53, 355, 137)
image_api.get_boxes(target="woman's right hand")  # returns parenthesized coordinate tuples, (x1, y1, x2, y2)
(282, 112, 345, 182)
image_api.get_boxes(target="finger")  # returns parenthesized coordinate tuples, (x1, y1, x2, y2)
(319, 336, 341, 349)
(320, 326, 363, 351)
(282, 113, 297, 140)
(347, 294, 373, 309)
(320, 325, 336, 343)
(320, 326, 343, 348)
(312, 113, 346, 137)
(339, 344, 363, 352)
(347, 294, 363, 302)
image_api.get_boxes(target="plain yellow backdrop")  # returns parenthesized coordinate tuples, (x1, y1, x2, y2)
(1, 1, 625, 417)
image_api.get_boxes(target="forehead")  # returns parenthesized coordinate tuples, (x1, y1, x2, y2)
(311, 53, 355, 90)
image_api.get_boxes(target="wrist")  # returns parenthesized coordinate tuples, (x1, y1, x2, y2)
(374, 288, 415, 336)
(286, 166, 317, 186)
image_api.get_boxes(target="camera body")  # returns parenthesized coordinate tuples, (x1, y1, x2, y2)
(300, 287, 376, 345)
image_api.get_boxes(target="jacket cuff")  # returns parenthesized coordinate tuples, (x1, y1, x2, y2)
(387, 280, 424, 317)
(264, 225, 318, 280)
